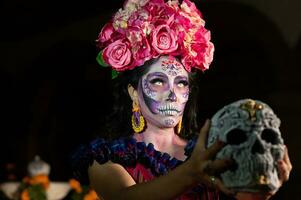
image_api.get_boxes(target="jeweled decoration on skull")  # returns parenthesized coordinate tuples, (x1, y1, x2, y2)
(207, 99, 285, 193)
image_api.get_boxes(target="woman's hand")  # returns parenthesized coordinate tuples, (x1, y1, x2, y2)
(277, 146, 292, 184)
(186, 119, 234, 196)
(235, 192, 273, 200)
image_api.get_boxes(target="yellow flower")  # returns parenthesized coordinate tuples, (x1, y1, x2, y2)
(69, 179, 83, 193)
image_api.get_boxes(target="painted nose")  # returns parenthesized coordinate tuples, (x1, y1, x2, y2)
(251, 138, 265, 154)
(167, 90, 177, 102)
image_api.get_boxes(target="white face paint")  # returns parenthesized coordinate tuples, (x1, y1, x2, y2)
(138, 56, 189, 128)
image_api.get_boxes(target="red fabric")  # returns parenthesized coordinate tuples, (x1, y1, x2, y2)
(126, 163, 219, 200)
(126, 163, 154, 182)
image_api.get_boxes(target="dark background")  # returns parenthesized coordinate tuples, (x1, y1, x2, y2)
(0, 0, 300, 199)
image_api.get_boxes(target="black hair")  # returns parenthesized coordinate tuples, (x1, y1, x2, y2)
(102, 58, 200, 140)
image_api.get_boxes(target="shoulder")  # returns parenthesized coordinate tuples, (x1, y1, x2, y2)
(88, 160, 135, 183)
(71, 137, 137, 183)
(88, 160, 136, 199)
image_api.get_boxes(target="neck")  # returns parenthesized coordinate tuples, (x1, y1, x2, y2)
(133, 122, 187, 161)
(135, 123, 175, 148)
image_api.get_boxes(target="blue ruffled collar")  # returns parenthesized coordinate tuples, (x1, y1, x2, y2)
(72, 136, 197, 184)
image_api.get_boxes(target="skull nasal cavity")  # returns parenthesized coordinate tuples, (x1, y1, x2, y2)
(167, 91, 177, 102)
(251, 139, 265, 154)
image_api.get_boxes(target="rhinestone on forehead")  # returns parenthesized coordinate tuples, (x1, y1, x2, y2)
(240, 99, 263, 121)
(161, 60, 182, 76)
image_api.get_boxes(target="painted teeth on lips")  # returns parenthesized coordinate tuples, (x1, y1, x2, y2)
(157, 105, 180, 116)
(158, 110, 179, 116)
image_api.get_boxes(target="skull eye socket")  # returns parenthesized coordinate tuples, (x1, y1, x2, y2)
(261, 129, 281, 145)
(226, 129, 247, 145)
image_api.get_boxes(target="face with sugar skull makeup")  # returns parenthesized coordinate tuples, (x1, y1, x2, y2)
(137, 56, 190, 129)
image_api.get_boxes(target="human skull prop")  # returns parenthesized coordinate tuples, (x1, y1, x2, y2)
(207, 99, 285, 193)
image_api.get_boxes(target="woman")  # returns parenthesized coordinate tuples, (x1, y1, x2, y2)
(72, 0, 291, 199)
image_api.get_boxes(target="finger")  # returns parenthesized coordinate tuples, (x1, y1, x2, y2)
(278, 160, 290, 182)
(204, 159, 234, 175)
(194, 119, 210, 153)
(215, 178, 235, 197)
(206, 175, 234, 197)
(202, 139, 225, 160)
(283, 146, 292, 171)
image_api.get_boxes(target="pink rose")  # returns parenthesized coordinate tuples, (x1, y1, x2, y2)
(174, 14, 192, 30)
(126, 27, 152, 67)
(191, 41, 214, 71)
(192, 42, 207, 59)
(202, 41, 214, 70)
(102, 39, 132, 71)
(128, 8, 151, 28)
(194, 27, 211, 43)
(182, 0, 202, 17)
(151, 24, 178, 54)
(181, 55, 195, 72)
(98, 23, 114, 44)
(190, 28, 214, 71)
(133, 36, 152, 66)
(145, 0, 171, 24)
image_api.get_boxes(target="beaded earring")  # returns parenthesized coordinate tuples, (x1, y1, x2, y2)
(131, 101, 145, 133)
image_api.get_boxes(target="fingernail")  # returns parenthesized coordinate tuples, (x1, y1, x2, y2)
(205, 119, 210, 126)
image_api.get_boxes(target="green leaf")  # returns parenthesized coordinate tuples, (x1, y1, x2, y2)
(96, 51, 109, 67)
(28, 185, 46, 200)
(111, 70, 119, 79)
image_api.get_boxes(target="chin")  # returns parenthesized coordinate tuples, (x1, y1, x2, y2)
(143, 110, 181, 129)
(160, 116, 180, 128)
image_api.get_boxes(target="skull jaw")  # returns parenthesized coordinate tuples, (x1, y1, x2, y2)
(224, 177, 280, 194)
(220, 156, 281, 193)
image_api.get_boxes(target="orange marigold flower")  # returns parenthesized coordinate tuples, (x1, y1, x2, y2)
(69, 179, 82, 193)
(84, 190, 99, 200)
(21, 189, 30, 200)
(29, 174, 50, 189)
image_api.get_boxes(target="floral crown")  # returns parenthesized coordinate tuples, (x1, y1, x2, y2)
(96, 0, 214, 75)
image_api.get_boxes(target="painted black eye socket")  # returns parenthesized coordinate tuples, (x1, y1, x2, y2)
(150, 78, 164, 85)
(261, 129, 281, 145)
(177, 80, 189, 86)
(226, 129, 247, 145)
